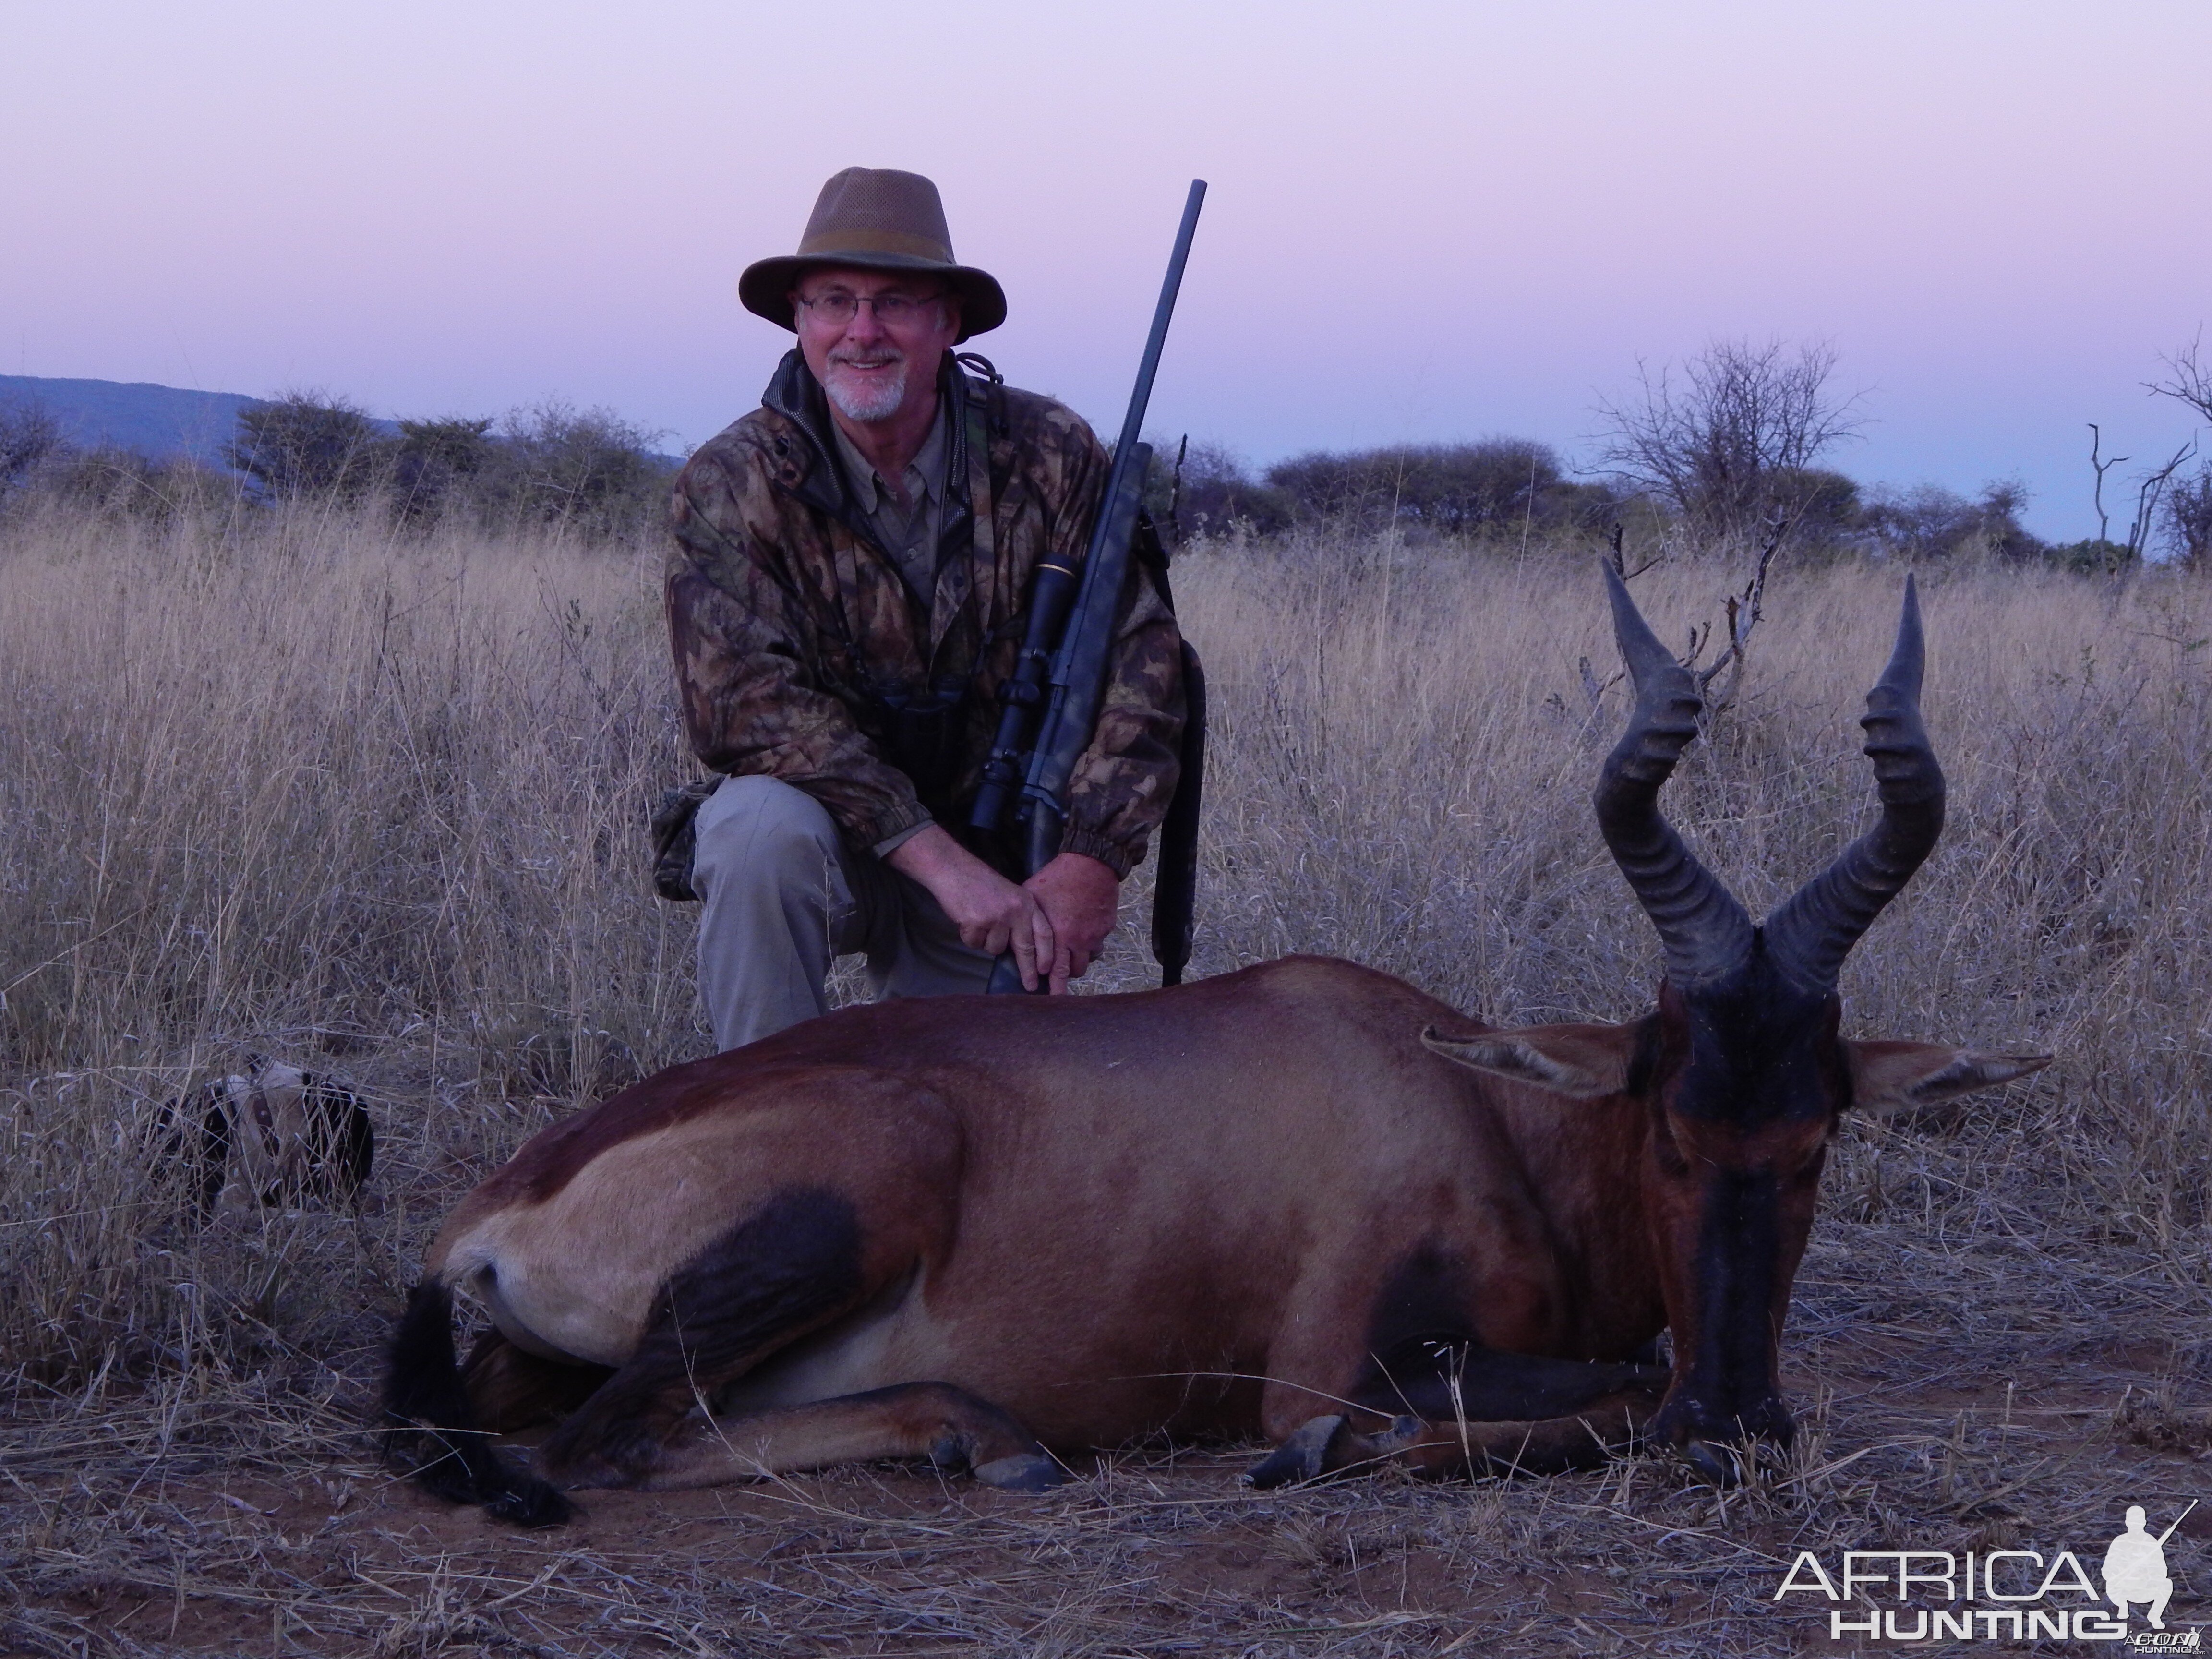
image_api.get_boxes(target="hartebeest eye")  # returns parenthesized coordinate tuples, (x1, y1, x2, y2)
(1647, 1114, 1693, 1178)
(1782, 1147, 1828, 1190)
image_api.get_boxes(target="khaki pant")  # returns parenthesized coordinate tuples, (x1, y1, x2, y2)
(691, 775, 994, 1052)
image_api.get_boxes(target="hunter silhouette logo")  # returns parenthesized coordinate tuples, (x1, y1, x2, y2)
(2106, 1502, 2193, 1632)
(1773, 1500, 2200, 1644)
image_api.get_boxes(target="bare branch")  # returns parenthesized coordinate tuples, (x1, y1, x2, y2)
(2147, 330, 2212, 427)
(2089, 424, 2129, 545)
(1607, 521, 1662, 580)
(1694, 509, 1791, 718)
(2128, 440, 2199, 558)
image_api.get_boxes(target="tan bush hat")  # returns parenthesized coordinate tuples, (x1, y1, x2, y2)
(740, 168, 1006, 343)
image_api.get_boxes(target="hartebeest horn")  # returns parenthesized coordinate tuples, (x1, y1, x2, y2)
(1594, 561, 1753, 986)
(1762, 576, 1945, 992)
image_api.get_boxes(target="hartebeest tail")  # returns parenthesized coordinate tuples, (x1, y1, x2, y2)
(383, 1282, 573, 1527)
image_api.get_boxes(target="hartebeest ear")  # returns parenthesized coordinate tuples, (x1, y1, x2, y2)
(1846, 1041, 2053, 1115)
(1420, 1023, 1635, 1099)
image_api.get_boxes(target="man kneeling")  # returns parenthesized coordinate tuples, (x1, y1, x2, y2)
(665, 168, 1184, 1048)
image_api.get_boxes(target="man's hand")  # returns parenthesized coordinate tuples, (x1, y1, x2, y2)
(1024, 851, 1120, 988)
(887, 825, 1057, 991)
(886, 830, 1121, 994)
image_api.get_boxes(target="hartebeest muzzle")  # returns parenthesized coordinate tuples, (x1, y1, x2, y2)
(1595, 563, 1945, 1479)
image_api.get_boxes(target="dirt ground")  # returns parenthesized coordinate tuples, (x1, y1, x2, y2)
(6, 1119, 2208, 1659)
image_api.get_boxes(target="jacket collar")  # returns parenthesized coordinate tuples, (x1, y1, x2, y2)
(761, 348, 971, 532)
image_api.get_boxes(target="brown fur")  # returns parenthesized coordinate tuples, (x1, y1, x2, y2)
(460, 1331, 612, 1433)
(399, 953, 2044, 1507)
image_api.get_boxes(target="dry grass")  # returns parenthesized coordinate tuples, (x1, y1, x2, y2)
(3, 499, 2209, 1655)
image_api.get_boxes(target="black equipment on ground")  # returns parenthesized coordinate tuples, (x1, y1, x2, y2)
(970, 180, 1207, 994)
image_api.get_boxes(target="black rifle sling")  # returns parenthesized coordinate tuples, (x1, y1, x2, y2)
(1150, 638, 1205, 986)
(1120, 516, 1203, 984)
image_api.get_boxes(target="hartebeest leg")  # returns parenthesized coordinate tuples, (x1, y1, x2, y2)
(1247, 1340, 1667, 1487)
(1333, 1340, 1668, 1480)
(1252, 1396, 1657, 1485)
(534, 1188, 890, 1488)
(634, 1382, 1064, 1492)
(1353, 1338, 1666, 1431)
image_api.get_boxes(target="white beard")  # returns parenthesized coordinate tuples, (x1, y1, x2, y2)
(824, 358, 908, 423)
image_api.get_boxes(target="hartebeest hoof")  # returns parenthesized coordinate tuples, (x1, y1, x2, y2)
(1681, 1442, 1734, 1495)
(972, 1452, 1068, 1492)
(1678, 1438, 1755, 1488)
(483, 1484, 577, 1527)
(1244, 1414, 1348, 1488)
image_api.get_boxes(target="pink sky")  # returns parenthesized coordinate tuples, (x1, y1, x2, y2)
(5, 0, 2207, 539)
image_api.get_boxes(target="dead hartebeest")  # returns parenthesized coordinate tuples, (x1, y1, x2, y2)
(384, 568, 2048, 1524)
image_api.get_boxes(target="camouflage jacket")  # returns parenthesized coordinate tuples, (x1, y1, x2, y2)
(665, 350, 1185, 880)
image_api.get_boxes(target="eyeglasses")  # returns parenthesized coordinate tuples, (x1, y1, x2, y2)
(793, 290, 945, 327)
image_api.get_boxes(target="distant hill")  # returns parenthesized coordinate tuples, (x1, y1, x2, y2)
(0, 375, 280, 467)
(0, 376, 685, 470)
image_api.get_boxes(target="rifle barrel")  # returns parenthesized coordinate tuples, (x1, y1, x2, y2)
(2156, 1499, 2198, 1546)
(1102, 179, 1207, 508)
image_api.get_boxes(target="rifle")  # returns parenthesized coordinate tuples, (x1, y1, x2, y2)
(969, 179, 1207, 995)
(2156, 1501, 2199, 1546)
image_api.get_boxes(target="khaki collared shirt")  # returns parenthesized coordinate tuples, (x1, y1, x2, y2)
(831, 399, 950, 604)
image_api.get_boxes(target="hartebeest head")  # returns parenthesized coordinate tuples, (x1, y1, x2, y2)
(1593, 564, 2049, 1476)
(1431, 566, 2045, 1480)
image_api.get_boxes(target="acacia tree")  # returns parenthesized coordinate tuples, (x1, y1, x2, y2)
(228, 391, 383, 500)
(1264, 440, 1588, 536)
(1859, 481, 2044, 564)
(1594, 338, 1865, 545)
(1142, 439, 1295, 541)
(390, 416, 495, 521)
(0, 404, 62, 496)
(481, 402, 671, 535)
